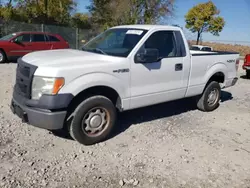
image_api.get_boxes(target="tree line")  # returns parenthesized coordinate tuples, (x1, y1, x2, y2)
(0, 0, 175, 30)
(0, 0, 225, 44)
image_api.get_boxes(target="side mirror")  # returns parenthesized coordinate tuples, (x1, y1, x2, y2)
(135, 48, 160, 63)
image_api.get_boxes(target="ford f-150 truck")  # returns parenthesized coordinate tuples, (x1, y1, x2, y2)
(10, 25, 240, 145)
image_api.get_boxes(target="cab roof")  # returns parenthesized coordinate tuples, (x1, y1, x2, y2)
(112, 24, 181, 31)
(13, 31, 58, 36)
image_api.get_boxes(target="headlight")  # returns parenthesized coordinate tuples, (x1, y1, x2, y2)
(31, 76, 64, 100)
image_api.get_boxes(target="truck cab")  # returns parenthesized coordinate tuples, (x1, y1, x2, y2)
(10, 25, 239, 145)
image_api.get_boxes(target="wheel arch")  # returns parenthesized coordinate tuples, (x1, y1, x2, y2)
(203, 63, 227, 91)
(0, 48, 7, 61)
(67, 85, 122, 113)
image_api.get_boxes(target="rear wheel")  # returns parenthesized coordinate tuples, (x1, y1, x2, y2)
(197, 81, 221, 112)
(68, 95, 117, 145)
(0, 50, 6, 63)
(246, 70, 250, 79)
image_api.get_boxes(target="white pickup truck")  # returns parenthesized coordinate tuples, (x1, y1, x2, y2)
(11, 25, 240, 145)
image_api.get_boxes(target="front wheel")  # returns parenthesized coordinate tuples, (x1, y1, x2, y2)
(197, 81, 221, 112)
(0, 50, 7, 64)
(68, 95, 117, 145)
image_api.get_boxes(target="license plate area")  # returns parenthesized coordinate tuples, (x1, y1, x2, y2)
(11, 101, 28, 122)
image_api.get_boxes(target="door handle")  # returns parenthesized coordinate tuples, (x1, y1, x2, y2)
(175, 63, 183, 71)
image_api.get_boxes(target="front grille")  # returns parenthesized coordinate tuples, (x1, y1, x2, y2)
(14, 58, 37, 99)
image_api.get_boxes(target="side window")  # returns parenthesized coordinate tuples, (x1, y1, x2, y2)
(48, 35, 60, 42)
(32, 34, 46, 42)
(15, 34, 31, 42)
(139, 31, 178, 58)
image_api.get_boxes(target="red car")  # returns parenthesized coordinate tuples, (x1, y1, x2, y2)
(242, 54, 250, 78)
(0, 31, 69, 63)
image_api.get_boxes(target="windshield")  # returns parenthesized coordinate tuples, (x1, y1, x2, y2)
(82, 28, 148, 57)
(0, 33, 16, 41)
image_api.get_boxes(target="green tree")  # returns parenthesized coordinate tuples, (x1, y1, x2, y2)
(185, 1, 225, 44)
(142, 0, 175, 24)
(16, 0, 77, 25)
(87, 0, 175, 31)
(0, 0, 77, 25)
(87, 0, 113, 31)
(71, 13, 91, 29)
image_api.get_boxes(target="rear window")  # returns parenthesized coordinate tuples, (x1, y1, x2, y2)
(48, 35, 60, 42)
(190, 46, 200, 50)
(201, 47, 212, 51)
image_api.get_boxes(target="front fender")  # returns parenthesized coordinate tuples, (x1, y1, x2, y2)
(203, 63, 228, 84)
(59, 72, 129, 99)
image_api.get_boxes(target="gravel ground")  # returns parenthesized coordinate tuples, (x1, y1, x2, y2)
(0, 62, 250, 188)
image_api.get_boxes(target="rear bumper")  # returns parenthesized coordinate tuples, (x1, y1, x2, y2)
(223, 77, 238, 89)
(11, 98, 67, 130)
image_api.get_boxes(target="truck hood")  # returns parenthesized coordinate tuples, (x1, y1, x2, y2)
(21, 49, 115, 67)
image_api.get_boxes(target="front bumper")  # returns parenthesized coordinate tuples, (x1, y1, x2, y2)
(11, 58, 73, 130)
(11, 98, 67, 130)
(10, 92, 74, 130)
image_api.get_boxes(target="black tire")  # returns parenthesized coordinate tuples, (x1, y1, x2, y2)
(0, 50, 6, 64)
(197, 81, 221, 112)
(68, 95, 117, 145)
(246, 70, 250, 79)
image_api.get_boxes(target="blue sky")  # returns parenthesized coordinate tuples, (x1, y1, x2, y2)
(77, 0, 250, 43)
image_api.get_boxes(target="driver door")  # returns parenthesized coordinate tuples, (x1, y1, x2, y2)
(130, 30, 188, 109)
(9, 34, 33, 57)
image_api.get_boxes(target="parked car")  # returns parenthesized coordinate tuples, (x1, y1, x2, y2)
(0, 31, 69, 63)
(11, 24, 240, 145)
(242, 54, 250, 78)
(190, 45, 213, 51)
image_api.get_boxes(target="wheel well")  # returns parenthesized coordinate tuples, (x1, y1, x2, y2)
(0, 48, 6, 55)
(207, 72, 225, 84)
(67, 86, 121, 115)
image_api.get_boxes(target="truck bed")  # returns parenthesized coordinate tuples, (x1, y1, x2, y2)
(185, 50, 240, 98)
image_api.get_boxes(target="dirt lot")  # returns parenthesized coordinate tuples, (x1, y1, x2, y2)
(0, 62, 250, 188)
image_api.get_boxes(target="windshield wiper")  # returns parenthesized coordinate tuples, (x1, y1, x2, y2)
(82, 47, 107, 55)
(93, 48, 107, 55)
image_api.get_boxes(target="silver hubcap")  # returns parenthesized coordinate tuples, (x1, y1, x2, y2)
(0, 53, 3, 62)
(82, 108, 109, 136)
(207, 88, 219, 106)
